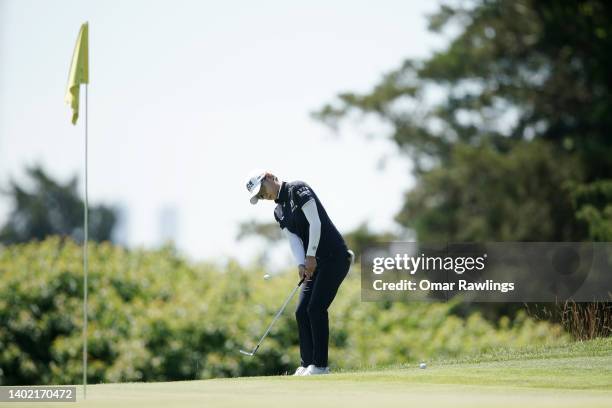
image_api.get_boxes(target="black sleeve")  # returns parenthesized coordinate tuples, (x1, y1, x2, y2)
(293, 184, 315, 210)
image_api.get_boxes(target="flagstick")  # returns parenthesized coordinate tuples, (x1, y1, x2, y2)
(83, 83, 89, 400)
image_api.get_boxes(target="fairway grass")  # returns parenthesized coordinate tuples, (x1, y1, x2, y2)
(3, 338, 611, 408)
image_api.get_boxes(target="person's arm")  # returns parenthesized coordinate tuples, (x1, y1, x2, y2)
(301, 199, 321, 278)
(283, 228, 305, 266)
(302, 199, 321, 256)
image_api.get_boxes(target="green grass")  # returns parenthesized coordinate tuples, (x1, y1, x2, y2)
(4, 338, 611, 408)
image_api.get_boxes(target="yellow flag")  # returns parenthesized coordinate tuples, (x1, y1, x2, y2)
(65, 22, 89, 125)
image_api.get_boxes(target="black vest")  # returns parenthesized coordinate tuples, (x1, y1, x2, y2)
(274, 181, 347, 258)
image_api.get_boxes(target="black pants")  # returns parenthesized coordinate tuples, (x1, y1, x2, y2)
(295, 251, 350, 367)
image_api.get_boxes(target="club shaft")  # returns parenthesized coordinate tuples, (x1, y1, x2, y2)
(252, 279, 303, 351)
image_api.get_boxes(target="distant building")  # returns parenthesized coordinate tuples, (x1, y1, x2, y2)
(159, 205, 179, 245)
(112, 203, 130, 246)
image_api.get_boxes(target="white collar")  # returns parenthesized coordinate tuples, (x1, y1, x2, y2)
(276, 181, 283, 200)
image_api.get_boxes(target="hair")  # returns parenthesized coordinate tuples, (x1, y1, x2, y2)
(264, 171, 278, 182)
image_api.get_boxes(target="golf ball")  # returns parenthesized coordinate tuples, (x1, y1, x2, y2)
(263, 274, 271, 280)
(419, 362, 427, 369)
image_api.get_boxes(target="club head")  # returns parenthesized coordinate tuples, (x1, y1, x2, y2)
(239, 349, 254, 356)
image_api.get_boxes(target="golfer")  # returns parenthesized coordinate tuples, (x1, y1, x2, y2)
(246, 170, 351, 376)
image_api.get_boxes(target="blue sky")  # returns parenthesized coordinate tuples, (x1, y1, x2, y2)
(0, 0, 446, 265)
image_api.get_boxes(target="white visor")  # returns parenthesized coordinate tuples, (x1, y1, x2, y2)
(245, 170, 266, 205)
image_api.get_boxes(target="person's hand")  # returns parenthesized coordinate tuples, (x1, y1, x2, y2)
(304, 256, 317, 280)
(298, 264, 306, 281)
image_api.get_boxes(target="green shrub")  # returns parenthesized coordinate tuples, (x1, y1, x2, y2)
(0, 237, 569, 384)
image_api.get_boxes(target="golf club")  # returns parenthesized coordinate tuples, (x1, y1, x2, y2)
(239, 277, 305, 357)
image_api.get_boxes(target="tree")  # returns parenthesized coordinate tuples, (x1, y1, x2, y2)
(0, 165, 117, 244)
(236, 220, 283, 244)
(314, 0, 612, 336)
(571, 180, 612, 241)
(342, 222, 397, 260)
(314, 0, 612, 242)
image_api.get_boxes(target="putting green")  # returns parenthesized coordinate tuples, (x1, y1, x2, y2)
(4, 339, 611, 408)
